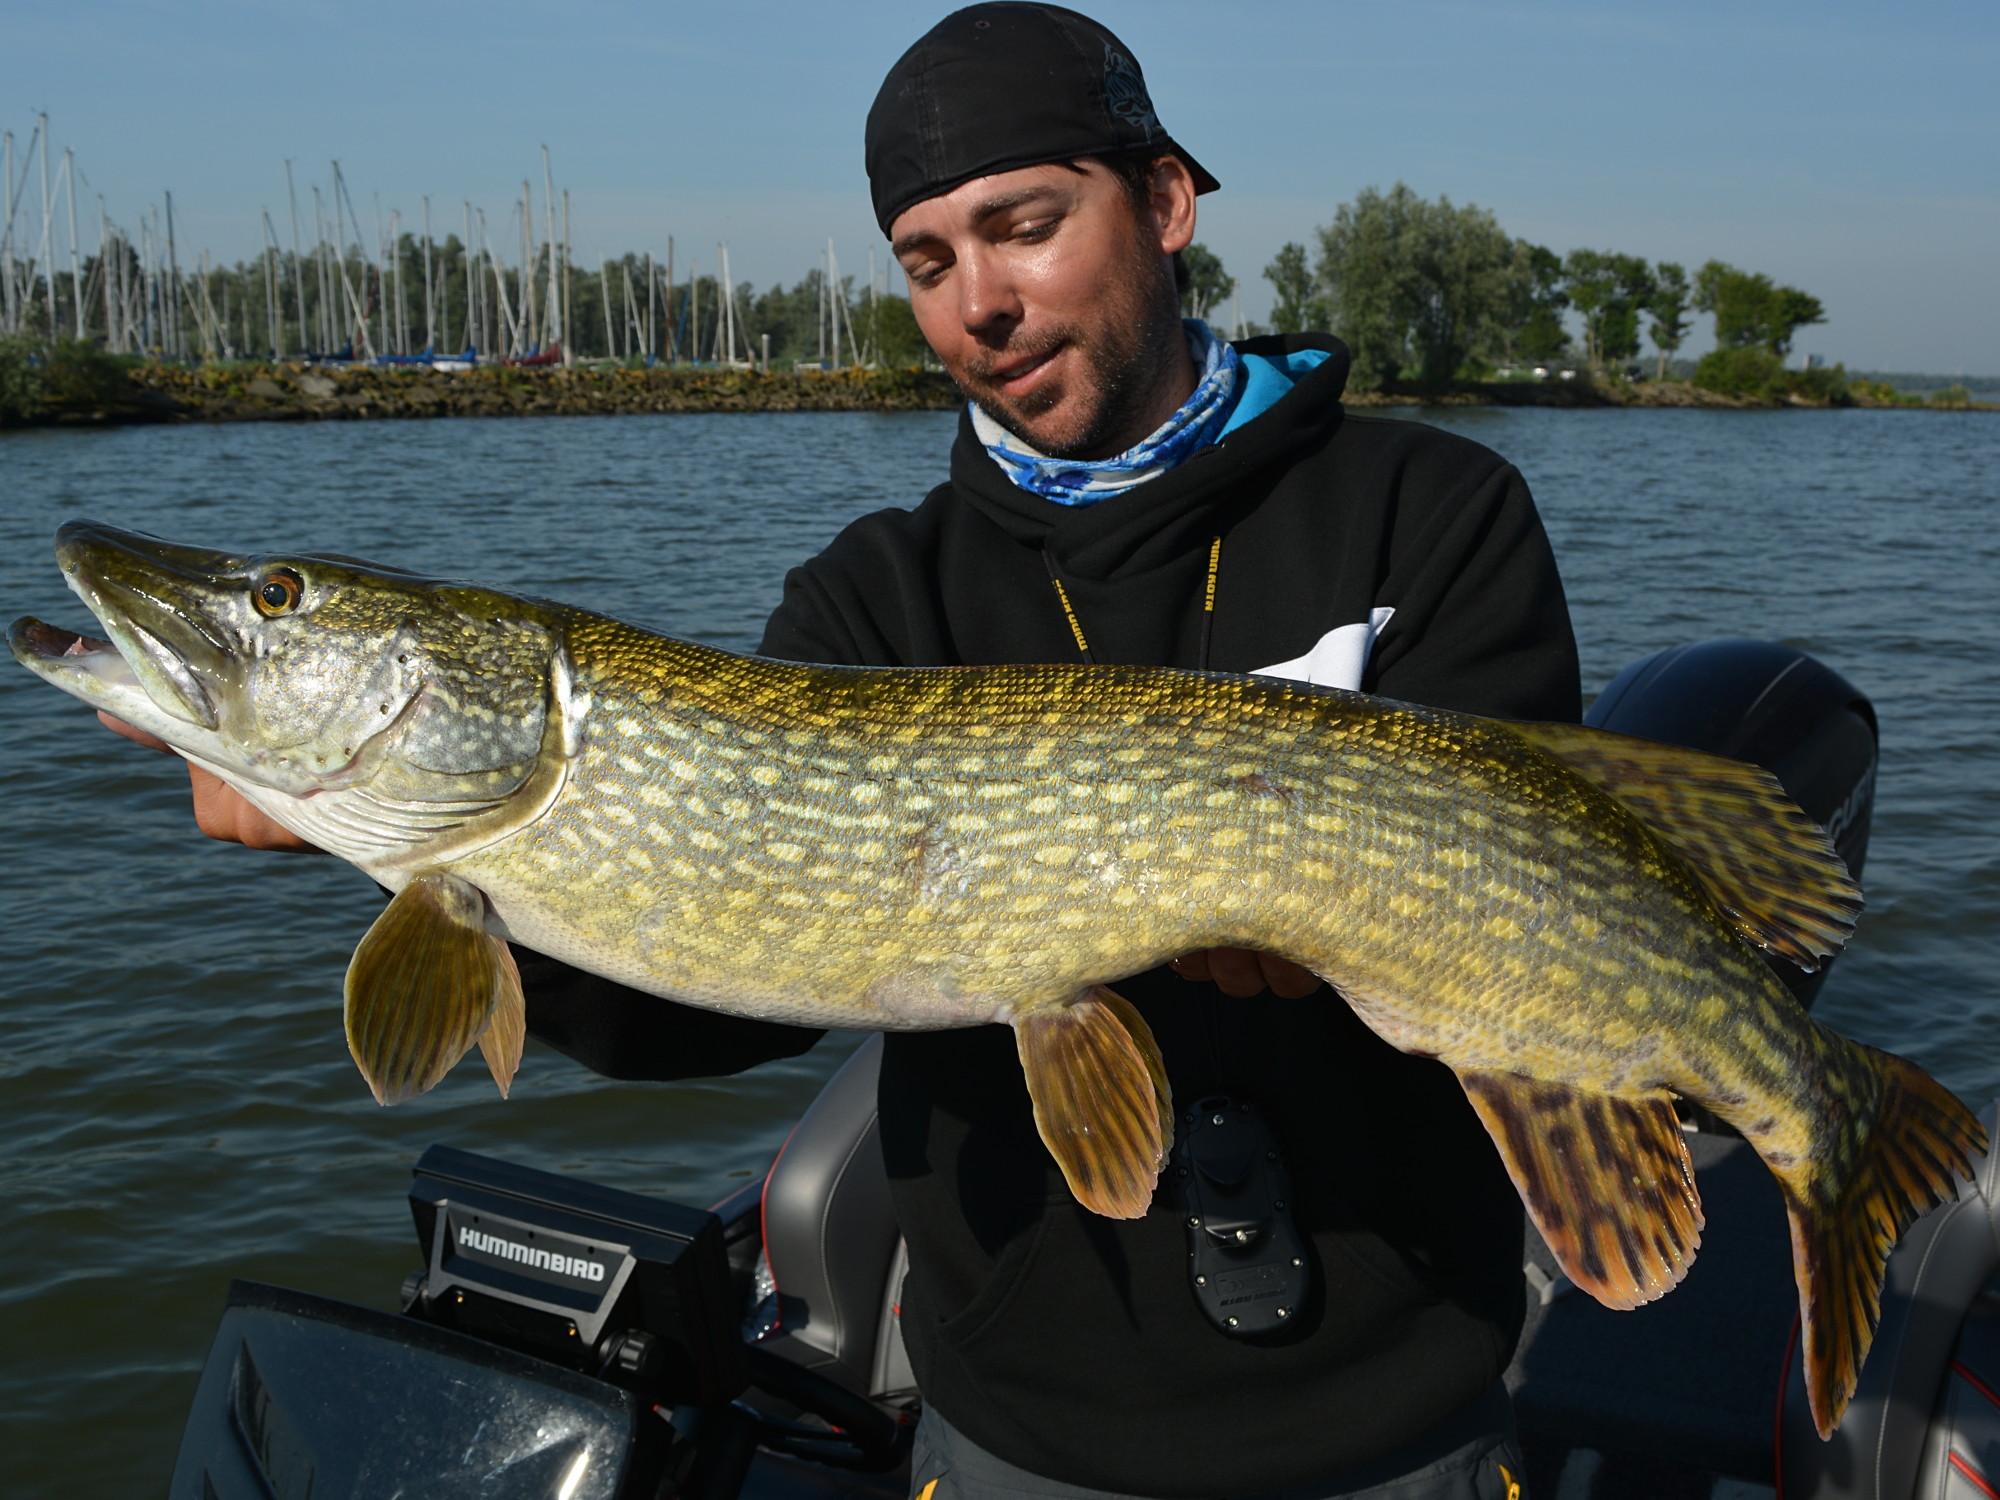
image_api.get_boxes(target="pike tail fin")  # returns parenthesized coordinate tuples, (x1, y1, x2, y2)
(1014, 986, 1173, 1220)
(1769, 1044, 1984, 1437)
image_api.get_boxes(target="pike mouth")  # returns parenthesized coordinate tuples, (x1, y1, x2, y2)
(10, 611, 214, 731)
(15, 619, 119, 663)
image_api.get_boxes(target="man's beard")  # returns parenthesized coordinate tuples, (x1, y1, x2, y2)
(956, 250, 1185, 461)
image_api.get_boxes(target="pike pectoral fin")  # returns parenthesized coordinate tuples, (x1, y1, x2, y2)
(1014, 986, 1174, 1220)
(345, 869, 511, 1105)
(1510, 721, 1863, 970)
(1458, 1069, 1704, 1310)
(477, 940, 526, 1099)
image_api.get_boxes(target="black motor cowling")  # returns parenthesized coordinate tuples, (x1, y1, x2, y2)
(1584, 639, 1878, 1011)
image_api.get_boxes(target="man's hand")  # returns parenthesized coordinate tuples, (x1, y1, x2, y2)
(98, 711, 318, 852)
(1169, 947, 1323, 999)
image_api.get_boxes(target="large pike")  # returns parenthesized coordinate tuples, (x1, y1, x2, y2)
(11, 520, 1983, 1435)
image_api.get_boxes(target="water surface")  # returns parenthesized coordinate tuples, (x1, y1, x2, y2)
(2, 406, 1994, 1495)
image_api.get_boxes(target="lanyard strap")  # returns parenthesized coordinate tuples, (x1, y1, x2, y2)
(1042, 535, 1223, 671)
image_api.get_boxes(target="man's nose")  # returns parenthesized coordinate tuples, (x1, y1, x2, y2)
(956, 249, 1022, 336)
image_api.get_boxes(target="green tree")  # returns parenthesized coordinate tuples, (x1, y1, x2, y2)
(1310, 183, 1528, 392)
(1511, 243, 1570, 364)
(1646, 261, 1691, 380)
(1693, 261, 1825, 358)
(1263, 242, 1325, 334)
(1562, 250, 1654, 372)
(1179, 243, 1235, 321)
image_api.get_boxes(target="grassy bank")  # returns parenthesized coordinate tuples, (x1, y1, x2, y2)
(0, 347, 961, 427)
(2, 343, 1994, 428)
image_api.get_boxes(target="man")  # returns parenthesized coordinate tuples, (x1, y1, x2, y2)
(114, 6, 1577, 1495)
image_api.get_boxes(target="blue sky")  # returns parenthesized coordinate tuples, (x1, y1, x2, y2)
(5, 0, 1995, 370)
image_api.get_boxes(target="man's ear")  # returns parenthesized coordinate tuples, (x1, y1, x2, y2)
(1148, 155, 1199, 257)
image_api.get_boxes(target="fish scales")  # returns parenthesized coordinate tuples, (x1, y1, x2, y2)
(13, 520, 1982, 1440)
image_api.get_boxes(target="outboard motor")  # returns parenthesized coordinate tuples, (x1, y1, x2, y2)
(1585, 638, 1879, 1010)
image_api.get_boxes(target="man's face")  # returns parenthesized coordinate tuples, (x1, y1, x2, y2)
(890, 157, 1197, 460)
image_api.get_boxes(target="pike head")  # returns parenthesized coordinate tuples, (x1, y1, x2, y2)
(11, 519, 587, 874)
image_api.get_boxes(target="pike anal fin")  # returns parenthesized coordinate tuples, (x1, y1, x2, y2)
(1015, 986, 1173, 1220)
(1458, 1069, 1704, 1310)
(345, 869, 515, 1105)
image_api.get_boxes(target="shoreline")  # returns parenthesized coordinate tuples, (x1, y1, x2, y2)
(6, 362, 1994, 428)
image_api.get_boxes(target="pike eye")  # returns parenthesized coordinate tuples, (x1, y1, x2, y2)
(254, 569, 304, 617)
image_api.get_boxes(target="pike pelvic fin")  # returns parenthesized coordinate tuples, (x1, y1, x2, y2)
(1508, 721, 1863, 971)
(344, 869, 511, 1106)
(477, 939, 526, 1099)
(1014, 986, 1174, 1220)
(1458, 1069, 1704, 1310)
(1765, 1043, 1984, 1437)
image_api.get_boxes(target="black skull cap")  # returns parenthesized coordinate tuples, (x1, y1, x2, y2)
(866, 3, 1220, 237)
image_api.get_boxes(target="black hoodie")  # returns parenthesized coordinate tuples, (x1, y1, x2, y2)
(523, 334, 1580, 1494)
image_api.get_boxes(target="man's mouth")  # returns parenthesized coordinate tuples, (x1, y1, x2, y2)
(978, 341, 1066, 399)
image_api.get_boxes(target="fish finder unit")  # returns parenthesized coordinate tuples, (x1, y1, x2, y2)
(404, 1144, 749, 1406)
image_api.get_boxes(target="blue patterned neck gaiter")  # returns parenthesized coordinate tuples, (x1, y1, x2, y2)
(972, 320, 1241, 506)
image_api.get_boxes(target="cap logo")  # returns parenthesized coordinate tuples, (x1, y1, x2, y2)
(1101, 43, 1159, 141)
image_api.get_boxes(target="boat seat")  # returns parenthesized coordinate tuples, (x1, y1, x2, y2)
(754, 1036, 913, 1401)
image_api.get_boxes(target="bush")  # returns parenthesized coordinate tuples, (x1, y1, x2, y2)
(1931, 384, 1973, 408)
(1794, 363, 1852, 405)
(1693, 346, 1789, 399)
(41, 340, 134, 409)
(0, 335, 43, 422)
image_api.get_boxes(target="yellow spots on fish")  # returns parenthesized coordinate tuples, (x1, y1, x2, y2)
(1101, 783, 1136, 805)
(638, 784, 675, 808)
(947, 812, 990, 833)
(1323, 774, 1361, 793)
(1204, 790, 1238, 809)
(750, 765, 780, 787)
(1111, 746, 1145, 764)
(688, 829, 722, 853)
(976, 781, 1024, 801)
(1699, 996, 1728, 1024)
(1458, 808, 1493, 831)
(1549, 826, 1585, 848)
(1035, 844, 1076, 867)
(1209, 828, 1247, 850)
(1028, 794, 1060, 815)
(1389, 893, 1427, 920)
(1569, 912, 1604, 939)
(1436, 846, 1480, 870)
(1487, 915, 1527, 941)
(1544, 964, 1578, 988)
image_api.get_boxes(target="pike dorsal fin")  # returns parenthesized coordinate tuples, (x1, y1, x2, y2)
(345, 869, 516, 1105)
(1509, 721, 1862, 971)
(1014, 986, 1174, 1220)
(1459, 1069, 1704, 1310)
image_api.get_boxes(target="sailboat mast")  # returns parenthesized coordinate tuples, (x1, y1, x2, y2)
(421, 197, 435, 351)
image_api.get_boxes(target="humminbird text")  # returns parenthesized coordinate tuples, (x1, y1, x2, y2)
(456, 1225, 607, 1281)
